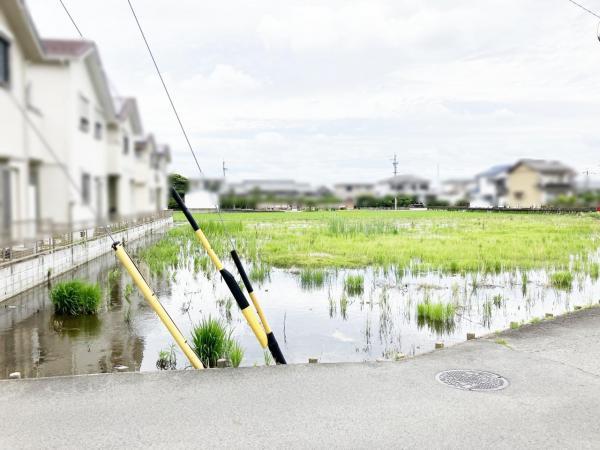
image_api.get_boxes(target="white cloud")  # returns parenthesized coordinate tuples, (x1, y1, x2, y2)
(26, 0, 600, 184)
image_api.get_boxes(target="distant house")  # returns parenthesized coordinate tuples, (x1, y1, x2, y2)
(375, 175, 430, 203)
(227, 179, 314, 197)
(506, 159, 575, 208)
(186, 177, 224, 210)
(470, 164, 511, 208)
(333, 183, 375, 208)
(438, 179, 475, 206)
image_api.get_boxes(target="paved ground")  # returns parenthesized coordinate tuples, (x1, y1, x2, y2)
(1, 307, 600, 449)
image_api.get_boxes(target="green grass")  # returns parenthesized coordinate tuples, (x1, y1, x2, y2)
(550, 271, 574, 290)
(417, 300, 456, 332)
(344, 275, 364, 296)
(249, 262, 271, 284)
(108, 268, 121, 285)
(138, 233, 183, 275)
(589, 263, 599, 281)
(299, 268, 328, 289)
(50, 280, 102, 316)
(494, 338, 511, 348)
(170, 210, 600, 272)
(190, 317, 244, 368)
(227, 340, 244, 368)
(156, 345, 177, 370)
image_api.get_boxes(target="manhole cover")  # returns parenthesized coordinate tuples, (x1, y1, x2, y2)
(436, 369, 509, 392)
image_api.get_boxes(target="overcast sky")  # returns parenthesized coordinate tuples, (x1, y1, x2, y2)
(27, 0, 600, 185)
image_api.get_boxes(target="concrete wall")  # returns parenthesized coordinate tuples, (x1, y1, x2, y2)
(0, 216, 172, 303)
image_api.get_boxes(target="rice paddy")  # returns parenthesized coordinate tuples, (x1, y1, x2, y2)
(3, 210, 600, 379)
(173, 210, 600, 273)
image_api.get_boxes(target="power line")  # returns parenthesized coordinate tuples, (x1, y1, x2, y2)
(58, 0, 84, 37)
(126, 0, 237, 248)
(126, 0, 204, 177)
(566, 0, 600, 20)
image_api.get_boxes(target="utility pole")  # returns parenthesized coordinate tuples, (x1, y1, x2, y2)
(222, 160, 228, 179)
(390, 154, 399, 210)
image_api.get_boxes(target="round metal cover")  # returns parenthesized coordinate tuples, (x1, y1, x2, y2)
(436, 369, 509, 392)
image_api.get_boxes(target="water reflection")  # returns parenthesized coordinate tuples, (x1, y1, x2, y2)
(0, 235, 159, 379)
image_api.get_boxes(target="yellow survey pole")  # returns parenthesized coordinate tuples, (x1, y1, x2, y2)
(113, 243, 204, 369)
(171, 188, 268, 349)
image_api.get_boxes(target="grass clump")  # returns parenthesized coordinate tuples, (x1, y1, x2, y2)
(417, 299, 456, 333)
(50, 280, 102, 316)
(249, 262, 271, 284)
(344, 274, 364, 296)
(190, 316, 244, 368)
(156, 345, 177, 370)
(299, 268, 327, 289)
(227, 340, 244, 368)
(550, 271, 574, 290)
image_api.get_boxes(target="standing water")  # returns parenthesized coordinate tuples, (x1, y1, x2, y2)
(1, 234, 599, 379)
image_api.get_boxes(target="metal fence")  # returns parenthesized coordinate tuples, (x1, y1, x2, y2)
(0, 211, 171, 266)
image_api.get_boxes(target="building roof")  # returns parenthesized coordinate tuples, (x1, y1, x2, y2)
(477, 164, 511, 178)
(41, 39, 94, 58)
(2, 0, 45, 61)
(509, 159, 575, 175)
(115, 97, 143, 133)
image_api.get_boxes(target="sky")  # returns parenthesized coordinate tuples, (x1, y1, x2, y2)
(27, 0, 600, 186)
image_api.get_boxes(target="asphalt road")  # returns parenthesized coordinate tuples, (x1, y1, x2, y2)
(1, 307, 599, 449)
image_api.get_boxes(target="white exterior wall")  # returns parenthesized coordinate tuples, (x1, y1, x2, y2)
(68, 59, 108, 225)
(0, 9, 31, 239)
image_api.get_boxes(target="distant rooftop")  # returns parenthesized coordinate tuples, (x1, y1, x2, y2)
(478, 164, 511, 178)
(41, 39, 93, 58)
(511, 159, 575, 175)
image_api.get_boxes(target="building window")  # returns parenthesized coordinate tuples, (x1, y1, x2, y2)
(514, 191, 524, 201)
(82, 173, 91, 204)
(94, 122, 103, 140)
(78, 95, 90, 132)
(123, 135, 129, 155)
(0, 37, 10, 87)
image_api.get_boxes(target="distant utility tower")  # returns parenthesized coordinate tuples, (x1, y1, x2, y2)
(392, 154, 399, 177)
(222, 160, 228, 179)
(391, 154, 399, 210)
(581, 168, 600, 191)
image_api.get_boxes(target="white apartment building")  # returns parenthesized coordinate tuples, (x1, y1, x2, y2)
(0, 0, 169, 242)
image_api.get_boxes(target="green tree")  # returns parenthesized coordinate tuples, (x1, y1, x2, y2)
(168, 173, 189, 209)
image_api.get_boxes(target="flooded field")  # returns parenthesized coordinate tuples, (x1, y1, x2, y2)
(2, 225, 600, 379)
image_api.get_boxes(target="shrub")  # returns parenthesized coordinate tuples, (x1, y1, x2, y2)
(190, 316, 244, 368)
(50, 280, 102, 316)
